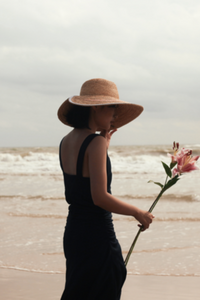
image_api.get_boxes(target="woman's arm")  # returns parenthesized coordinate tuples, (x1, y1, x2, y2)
(88, 135, 154, 230)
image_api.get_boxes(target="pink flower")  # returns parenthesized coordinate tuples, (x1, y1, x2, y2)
(168, 142, 180, 163)
(170, 143, 199, 176)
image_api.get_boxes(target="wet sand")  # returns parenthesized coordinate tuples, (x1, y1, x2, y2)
(0, 268, 199, 300)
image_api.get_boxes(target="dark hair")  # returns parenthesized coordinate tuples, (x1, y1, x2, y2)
(64, 104, 91, 129)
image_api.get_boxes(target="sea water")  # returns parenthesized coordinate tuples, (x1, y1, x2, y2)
(0, 144, 200, 276)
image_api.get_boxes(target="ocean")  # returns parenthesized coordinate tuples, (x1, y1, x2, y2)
(0, 144, 200, 277)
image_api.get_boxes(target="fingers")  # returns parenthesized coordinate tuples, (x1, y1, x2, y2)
(109, 129, 117, 136)
(137, 211, 155, 232)
(100, 129, 117, 138)
(138, 224, 149, 232)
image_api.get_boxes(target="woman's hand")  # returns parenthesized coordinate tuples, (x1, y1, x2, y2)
(135, 209, 155, 231)
(100, 129, 117, 149)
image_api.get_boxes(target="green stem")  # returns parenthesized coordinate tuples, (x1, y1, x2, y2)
(124, 176, 168, 267)
(148, 186, 165, 213)
(124, 227, 142, 266)
(164, 175, 168, 188)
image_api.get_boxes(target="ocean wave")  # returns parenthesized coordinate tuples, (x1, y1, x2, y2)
(1, 192, 198, 202)
(0, 146, 199, 175)
(113, 216, 200, 222)
(109, 144, 200, 156)
(1, 265, 199, 277)
(115, 193, 200, 202)
(42, 252, 63, 255)
(154, 217, 200, 222)
(7, 212, 66, 219)
(0, 265, 64, 274)
(0, 195, 64, 201)
(7, 211, 200, 222)
(127, 271, 200, 277)
(122, 245, 199, 254)
(0, 193, 199, 203)
(0, 152, 61, 174)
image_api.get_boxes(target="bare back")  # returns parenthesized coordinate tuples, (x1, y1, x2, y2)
(60, 129, 93, 177)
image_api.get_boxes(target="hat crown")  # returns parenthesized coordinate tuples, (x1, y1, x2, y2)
(58, 77, 144, 128)
(80, 78, 119, 99)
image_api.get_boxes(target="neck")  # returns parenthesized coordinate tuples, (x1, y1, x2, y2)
(88, 111, 98, 132)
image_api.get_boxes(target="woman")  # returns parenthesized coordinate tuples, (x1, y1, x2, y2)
(58, 78, 154, 300)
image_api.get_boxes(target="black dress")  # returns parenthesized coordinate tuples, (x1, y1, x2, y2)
(59, 134, 127, 300)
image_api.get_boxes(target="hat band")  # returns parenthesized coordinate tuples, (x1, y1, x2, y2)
(69, 96, 75, 103)
(69, 96, 125, 107)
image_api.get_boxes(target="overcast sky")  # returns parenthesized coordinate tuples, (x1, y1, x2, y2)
(1, 0, 200, 147)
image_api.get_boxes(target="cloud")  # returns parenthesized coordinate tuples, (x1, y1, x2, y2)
(0, 0, 200, 146)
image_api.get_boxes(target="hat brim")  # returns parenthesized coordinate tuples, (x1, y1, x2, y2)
(57, 96, 144, 129)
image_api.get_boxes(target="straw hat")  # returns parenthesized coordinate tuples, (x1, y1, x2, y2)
(57, 78, 143, 129)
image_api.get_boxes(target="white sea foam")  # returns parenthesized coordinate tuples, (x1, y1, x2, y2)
(0, 151, 169, 175)
(0, 152, 61, 174)
(110, 152, 166, 174)
(1, 145, 199, 175)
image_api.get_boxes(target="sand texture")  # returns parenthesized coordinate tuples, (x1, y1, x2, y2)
(0, 269, 199, 300)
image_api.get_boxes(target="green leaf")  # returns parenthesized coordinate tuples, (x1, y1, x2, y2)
(154, 182, 164, 188)
(164, 175, 179, 190)
(148, 180, 163, 189)
(170, 161, 177, 169)
(161, 161, 172, 178)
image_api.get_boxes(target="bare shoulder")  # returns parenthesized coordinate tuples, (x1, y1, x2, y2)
(61, 130, 74, 144)
(88, 135, 107, 154)
(87, 135, 107, 176)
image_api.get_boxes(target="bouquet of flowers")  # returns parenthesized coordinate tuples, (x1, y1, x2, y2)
(124, 142, 199, 266)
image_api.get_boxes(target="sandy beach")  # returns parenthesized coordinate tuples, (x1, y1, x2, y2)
(0, 269, 199, 300)
(1, 146, 200, 299)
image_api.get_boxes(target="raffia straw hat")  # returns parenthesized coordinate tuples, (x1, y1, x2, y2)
(57, 78, 143, 129)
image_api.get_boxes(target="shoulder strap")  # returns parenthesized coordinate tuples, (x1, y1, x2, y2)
(76, 133, 99, 177)
(59, 138, 65, 172)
